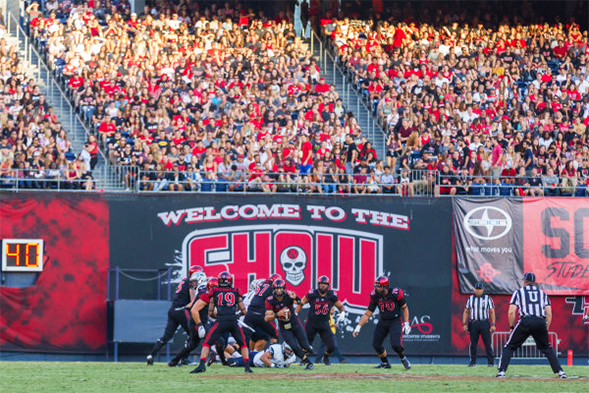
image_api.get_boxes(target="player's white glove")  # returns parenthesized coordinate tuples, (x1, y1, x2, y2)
(403, 321, 412, 335)
(198, 325, 206, 338)
(336, 311, 346, 323)
(353, 325, 362, 334)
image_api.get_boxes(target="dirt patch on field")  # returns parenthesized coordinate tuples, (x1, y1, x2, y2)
(196, 372, 580, 382)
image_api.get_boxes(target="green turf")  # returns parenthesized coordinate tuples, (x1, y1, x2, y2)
(0, 362, 587, 392)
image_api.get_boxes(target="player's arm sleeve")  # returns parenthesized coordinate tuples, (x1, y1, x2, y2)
(367, 296, 378, 313)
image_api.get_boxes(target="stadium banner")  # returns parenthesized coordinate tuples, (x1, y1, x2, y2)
(0, 194, 109, 353)
(453, 198, 524, 295)
(109, 194, 454, 355)
(522, 198, 589, 296)
(455, 198, 589, 296)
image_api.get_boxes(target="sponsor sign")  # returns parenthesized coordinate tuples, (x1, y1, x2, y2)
(455, 198, 589, 295)
(454, 198, 523, 294)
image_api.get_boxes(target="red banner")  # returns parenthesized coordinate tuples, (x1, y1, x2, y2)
(523, 198, 589, 295)
(0, 195, 109, 353)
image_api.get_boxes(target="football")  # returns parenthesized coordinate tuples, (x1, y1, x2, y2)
(279, 307, 291, 321)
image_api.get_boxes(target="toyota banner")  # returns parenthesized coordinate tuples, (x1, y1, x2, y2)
(454, 198, 589, 296)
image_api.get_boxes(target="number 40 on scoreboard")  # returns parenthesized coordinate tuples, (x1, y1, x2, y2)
(1, 239, 44, 272)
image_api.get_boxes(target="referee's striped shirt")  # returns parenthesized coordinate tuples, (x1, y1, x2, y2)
(510, 284, 550, 318)
(465, 294, 494, 321)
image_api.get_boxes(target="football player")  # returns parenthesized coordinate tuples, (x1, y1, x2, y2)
(265, 279, 314, 370)
(243, 274, 282, 351)
(147, 265, 205, 366)
(190, 272, 253, 373)
(294, 275, 346, 365)
(353, 276, 412, 370)
(168, 276, 218, 366)
(227, 342, 297, 368)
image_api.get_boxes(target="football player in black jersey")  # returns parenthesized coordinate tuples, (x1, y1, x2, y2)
(190, 272, 253, 374)
(294, 276, 346, 365)
(168, 276, 220, 366)
(265, 279, 314, 370)
(243, 273, 282, 351)
(352, 276, 412, 370)
(147, 265, 205, 365)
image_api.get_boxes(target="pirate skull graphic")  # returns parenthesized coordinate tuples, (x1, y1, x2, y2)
(280, 246, 307, 286)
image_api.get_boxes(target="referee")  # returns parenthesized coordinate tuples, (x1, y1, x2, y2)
(462, 282, 495, 367)
(497, 272, 566, 379)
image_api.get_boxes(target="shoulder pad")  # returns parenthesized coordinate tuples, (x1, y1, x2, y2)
(267, 296, 274, 301)
(307, 289, 315, 296)
(392, 288, 404, 299)
(370, 290, 377, 298)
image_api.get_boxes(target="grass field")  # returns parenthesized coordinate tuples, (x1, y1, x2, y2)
(1, 362, 588, 392)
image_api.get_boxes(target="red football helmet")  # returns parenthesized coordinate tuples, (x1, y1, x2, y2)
(269, 273, 282, 282)
(273, 278, 286, 294)
(207, 277, 218, 291)
(375, 276, 390, 289)
(189, 265, 204, 276)
(218, 271, 233, 287)
(318, 275, 331, 287)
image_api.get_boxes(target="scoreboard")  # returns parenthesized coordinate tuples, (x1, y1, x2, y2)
(1, 239, 44, 272)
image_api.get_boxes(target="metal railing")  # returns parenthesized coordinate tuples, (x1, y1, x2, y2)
(493, 332, 560, 359)
(2, 165, 587, 197)
(0, 168, 96, 191)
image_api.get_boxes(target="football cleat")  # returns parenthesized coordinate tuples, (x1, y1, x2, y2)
(244, 364, 253, 373)
(374, 362, 391, 369)
(207, 352, 216, 367)
(468, 363, 476, 367)
(190, 364, 206, 373)
(487, 364, 495, 367)
(305, 362, 314, 370)
(146, 355, 153, 366)
(401, 357, 411, 370)
(323, 354, 331, 366)
(179, 358, 190, 366)
(558, 371, 567, 379)
(168, 359, 179, 367)
(496, 371, 506, 378)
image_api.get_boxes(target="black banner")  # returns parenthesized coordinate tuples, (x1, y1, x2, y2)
(110, 195, 453, 355)
(454, 198, 524, 294)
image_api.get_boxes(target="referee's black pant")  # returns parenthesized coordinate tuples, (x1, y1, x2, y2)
(468, 319, 494, 365)
(498, 316, 563, 373)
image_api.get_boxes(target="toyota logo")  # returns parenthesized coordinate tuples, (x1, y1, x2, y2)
(464, 206, 512, 240)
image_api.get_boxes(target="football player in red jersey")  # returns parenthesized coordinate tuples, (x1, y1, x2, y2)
(190, 272, 252, 373)
(294, 276, 346, 365)
(352, 276, 412, 370)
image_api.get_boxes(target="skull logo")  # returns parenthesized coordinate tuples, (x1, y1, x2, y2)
(280, 246, 307, 286)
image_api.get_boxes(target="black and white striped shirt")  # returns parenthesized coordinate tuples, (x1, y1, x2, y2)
(510, 285, 550, 318)
(465, 294, 494, 321)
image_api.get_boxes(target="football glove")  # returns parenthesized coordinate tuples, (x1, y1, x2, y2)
(403, 321, 411, 335)
(198, 325, 206, 338)
(353, 325, 361, 334)
(336, 311, 346, 323)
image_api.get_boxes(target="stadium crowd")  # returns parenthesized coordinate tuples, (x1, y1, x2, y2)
(11, 0, 589, 196)
(0, 14, 95, 190)
(322, 1, 588, 196)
